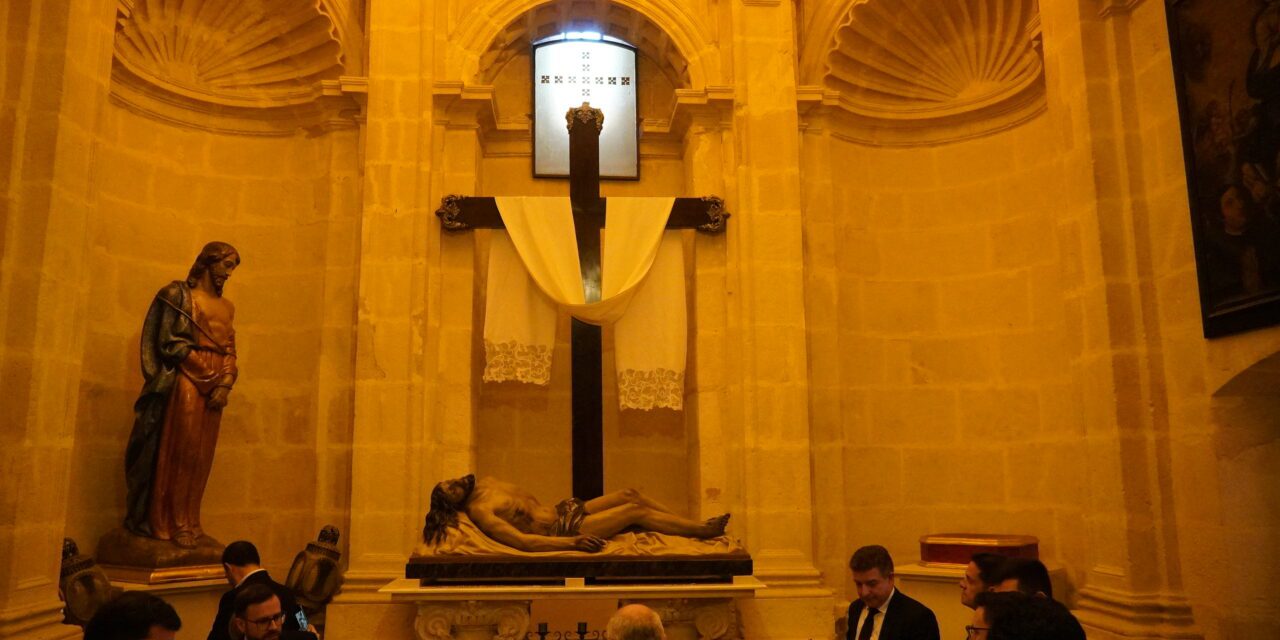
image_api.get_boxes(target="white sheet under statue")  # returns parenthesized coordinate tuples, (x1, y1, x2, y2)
(483, 196, 686, 410)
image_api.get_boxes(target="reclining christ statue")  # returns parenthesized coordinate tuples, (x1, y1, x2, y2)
(422, 475, 731, 553)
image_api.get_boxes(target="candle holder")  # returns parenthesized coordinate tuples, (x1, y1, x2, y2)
(572, 623, 602, 640)
(525, 622, 564, 640)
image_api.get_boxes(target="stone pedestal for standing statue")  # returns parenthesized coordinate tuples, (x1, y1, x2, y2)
(95, 527, 225, 584)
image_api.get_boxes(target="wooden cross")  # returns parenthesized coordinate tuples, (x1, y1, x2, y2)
(436, 103, 729, 500)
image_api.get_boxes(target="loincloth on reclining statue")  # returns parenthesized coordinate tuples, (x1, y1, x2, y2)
(550, 498, 587, 537)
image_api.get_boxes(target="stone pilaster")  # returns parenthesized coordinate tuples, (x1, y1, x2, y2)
(0, 0, 116, 637)
(329, 0, 441, 635)
(682, 96, 737, 524)
(329, 2, 483, 637)
(1036, 0, 1197, 637)
(725, 1, 832, 637)
(796, 91, 850, 603)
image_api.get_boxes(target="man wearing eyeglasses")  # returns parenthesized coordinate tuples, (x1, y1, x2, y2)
(232, 584, 318, 640)
(210, 541, 305, 640)
(969, 591, 1077, 640)
(988, 559, 1085, 640)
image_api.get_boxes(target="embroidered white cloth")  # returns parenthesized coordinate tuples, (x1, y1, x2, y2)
(484, 196, 686, 410)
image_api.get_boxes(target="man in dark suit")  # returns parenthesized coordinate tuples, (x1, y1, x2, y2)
(208, 541, 304, 640)
(845, 545, 940, 640)
(990, 558, 1086, 640)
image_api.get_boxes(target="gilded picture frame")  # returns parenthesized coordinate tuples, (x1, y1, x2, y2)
(1168, 0, 1280, 336)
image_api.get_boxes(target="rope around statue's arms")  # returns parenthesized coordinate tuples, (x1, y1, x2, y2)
(155, 294, 231, 356)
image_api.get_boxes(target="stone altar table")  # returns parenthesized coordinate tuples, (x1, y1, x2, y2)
(380, 576, 764, 640)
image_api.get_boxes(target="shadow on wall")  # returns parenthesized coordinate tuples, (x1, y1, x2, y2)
(1209, 350, 1280, 637)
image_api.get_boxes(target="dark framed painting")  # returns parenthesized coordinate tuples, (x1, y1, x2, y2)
(1168, 0, 1280, 337)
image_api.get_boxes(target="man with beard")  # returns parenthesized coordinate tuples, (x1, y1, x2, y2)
(422, 475, 730, 552)
(209, 541, 303, 640)
(124, 241, 240, 548)
(231, 584, 317, 640)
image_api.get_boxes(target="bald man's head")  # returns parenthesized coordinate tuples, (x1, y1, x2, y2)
(606, 604, 665, 640)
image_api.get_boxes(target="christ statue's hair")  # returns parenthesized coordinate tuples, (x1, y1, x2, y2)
(422, 484, 461, 544)
(186, 241, 241, 288)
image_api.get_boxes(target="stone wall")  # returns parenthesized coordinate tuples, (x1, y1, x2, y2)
(1, 0, 116, 636)
(7, 1, 1280, 639)
(64, 102, 362, 572)
(803, 2, 1280, 638)
(804, 111, 1089, 599)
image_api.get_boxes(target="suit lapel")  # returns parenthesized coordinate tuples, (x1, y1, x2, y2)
(879, 592, 901, 638)
(848, 600, 865, 640)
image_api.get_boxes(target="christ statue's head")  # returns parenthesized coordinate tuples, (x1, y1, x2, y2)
(422, 474, 475, 544)
(186, 241, 241, 296)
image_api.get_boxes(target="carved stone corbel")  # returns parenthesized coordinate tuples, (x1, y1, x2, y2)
(617, 598, 740, 640)
(414, 601, 531, 640)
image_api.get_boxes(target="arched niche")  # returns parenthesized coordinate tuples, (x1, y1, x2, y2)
(449, 0, 717, 91)
(1202, 351, 1280, 635)
(460, 3, 731, 519)
(110, 0, 364, 135)
(473, 0, 702, 148)
(814, 0, 1046, 145)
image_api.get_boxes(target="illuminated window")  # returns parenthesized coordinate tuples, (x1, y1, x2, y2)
(532, 33, 638, 179)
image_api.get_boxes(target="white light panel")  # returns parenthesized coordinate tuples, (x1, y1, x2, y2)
(533, 38, 638, 179)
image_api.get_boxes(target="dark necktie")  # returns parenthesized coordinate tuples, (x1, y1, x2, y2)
(858, 607, 879, 640)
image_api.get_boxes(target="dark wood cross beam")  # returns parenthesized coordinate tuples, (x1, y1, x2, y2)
(435, 103, 729, 501)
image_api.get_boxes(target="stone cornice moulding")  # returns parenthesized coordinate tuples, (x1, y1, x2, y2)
(432, 80, 498, 129)
(667, 86, 736, 132)
(448, 83, 733, 160)
(1099, 0, 1148, 19)
(822, 0, 1047, 146)
(110, 0, 357, 134)
(796, 85, 842, 133)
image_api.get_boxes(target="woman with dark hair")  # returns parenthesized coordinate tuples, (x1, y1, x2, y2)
(970, 591, 1077, 640)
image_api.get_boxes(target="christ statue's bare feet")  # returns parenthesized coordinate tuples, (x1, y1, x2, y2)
(702, 514, 730, 537)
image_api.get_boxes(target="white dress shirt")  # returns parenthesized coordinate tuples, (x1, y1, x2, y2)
(853, 587, 897, 640)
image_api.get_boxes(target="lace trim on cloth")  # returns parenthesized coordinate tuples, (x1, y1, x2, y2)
(618, 368, 684, 410)
(483, 340, 552, 385)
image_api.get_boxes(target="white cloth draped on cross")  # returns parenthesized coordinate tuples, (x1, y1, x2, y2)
(483, 196, 686, 410)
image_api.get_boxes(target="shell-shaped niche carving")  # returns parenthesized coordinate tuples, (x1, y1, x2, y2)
(825, 0, 1044, 143)
(115, 0, 344, 108)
